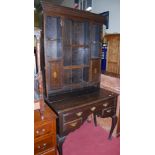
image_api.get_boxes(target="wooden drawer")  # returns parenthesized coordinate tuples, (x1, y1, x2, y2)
(96, 99, 116, 111)
(34, 134, 56, 154)
(36, 148, 56, 155)
(34, 122, 54, 138)
(102, 107, 116, 118)
(62, 108, 89, 123)
(63, 117, 83, 133)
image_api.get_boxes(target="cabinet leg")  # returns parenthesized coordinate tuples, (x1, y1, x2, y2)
(108, 115, 117, 140)
(57, 136, 65, 155)
(93, 113, 97, 126)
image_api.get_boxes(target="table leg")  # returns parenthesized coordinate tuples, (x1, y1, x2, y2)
(93, 113, 97, 126)
(57, 136, 65, 155)
(108, 115, 117, 140)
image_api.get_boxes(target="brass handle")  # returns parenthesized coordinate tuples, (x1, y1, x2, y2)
(70, 122, 77, 127)
(91, 107, 96, 111)
(106, 109, 111, 113)
(103, 103, 108, 107)
(76, 112, 83, 117)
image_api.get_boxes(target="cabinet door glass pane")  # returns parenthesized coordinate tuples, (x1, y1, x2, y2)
(45, 16, 62, 58)
(64, 69, 72, 84)
(64, 19, 72, 45)
(91, 43, 100, 58)
(63, 46, 72, 66)
(91, 24, 101, 58)
(84, 22, 89, 45)
(72, 69, 82, 83)
(46, 40, 62, 58)
(72, 47, 84, 65)
(83, 48, 89, 65)
(83, 67, 89, 82)
(72, 21, 84, 45)
(46, 16, 61, 40)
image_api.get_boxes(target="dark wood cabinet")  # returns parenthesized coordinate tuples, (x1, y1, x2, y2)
(40, 2, 118, 155)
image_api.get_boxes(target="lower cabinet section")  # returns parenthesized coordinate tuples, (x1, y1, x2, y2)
(34, 104, 57, 155)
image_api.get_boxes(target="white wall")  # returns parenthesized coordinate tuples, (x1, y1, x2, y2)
(92, 0, 120, 33)
(61, 0, 74, 7)
(61, 0, 120, 33)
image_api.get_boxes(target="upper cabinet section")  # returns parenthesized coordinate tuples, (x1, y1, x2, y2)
(41, 2, 104, 95)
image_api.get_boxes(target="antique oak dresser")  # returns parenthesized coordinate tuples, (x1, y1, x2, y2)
(40, 2, 118, 155)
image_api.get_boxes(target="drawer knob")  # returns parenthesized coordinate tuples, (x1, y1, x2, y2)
(106, 109, 111, 113)
(43, 143, 47, 146)
(91, 107, 96, 111)
(36, 130, 39, 134)
(70, 122, 77, 127)
(37, 145, 41, 149)
(103, 103, 108, 107)
(76, 112, 83, 117)
(42, 128, 45, 132)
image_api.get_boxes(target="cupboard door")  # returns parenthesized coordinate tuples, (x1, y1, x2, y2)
(90, 59, 101, 82)
(46, 61, 62, 91)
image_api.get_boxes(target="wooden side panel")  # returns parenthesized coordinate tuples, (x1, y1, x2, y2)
(105, 34, 120, 75)
(90, 59, 101, 82)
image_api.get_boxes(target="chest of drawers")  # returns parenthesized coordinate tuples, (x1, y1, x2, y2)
(34, 105, 57, 155)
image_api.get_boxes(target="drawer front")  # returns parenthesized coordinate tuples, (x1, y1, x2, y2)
(34, 123, 54, 138)
(63, 108, 90, 123)
(36, 148, 56, 155)
(98, 98, 116, 109)
(63, 117, 83, 133)
(34, 134, 56, 154)
(102, 107, 116, 118)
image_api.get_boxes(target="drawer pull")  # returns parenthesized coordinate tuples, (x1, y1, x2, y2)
(37, 145, 41, 149)
(42, 128, 45, 132)
(91, 107, 96, 111)
(37, 143, 47, 150)
(70, 122, 77, 127)
(36, 130, 39, 134)
(76, 112, 83, 117)
(103, 103, 108, 107)
(106, 109, 112, 113)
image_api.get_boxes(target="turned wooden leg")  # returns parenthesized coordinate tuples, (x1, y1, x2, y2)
(93, 113, 97, 126)
(108, 115, 117, 140)
(57, 136, 65, 155)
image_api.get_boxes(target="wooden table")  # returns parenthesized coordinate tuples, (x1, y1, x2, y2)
(45, 87, 118, 155)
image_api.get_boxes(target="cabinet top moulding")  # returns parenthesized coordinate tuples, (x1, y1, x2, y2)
(41, 2, 104, 24)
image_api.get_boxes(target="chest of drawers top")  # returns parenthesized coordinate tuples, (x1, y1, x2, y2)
(45, 88, 118, 114)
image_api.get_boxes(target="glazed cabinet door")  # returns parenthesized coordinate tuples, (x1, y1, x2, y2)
(90, 23, 102, 83)
(44, 15, 63, 94)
